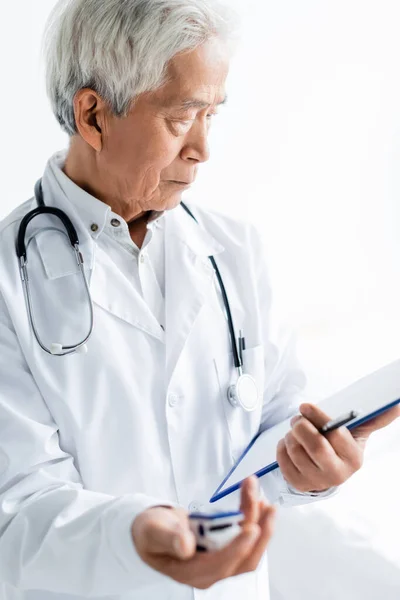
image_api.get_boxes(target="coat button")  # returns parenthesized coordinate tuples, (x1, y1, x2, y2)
(111, 218, 121, 227)
(90, 223, 99, 232)
(168, 394, 178, 407)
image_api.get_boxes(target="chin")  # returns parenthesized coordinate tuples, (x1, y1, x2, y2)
(163, 191, 185, 211)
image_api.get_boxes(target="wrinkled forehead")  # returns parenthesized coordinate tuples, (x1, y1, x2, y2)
(152, 40, 231, 108)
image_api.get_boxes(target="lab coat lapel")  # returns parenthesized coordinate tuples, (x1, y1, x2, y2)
(36, 173, 164, 343)
(36, 230, 165, 343)
(164, 204, 225, 384)
(89, 245, 165, 342)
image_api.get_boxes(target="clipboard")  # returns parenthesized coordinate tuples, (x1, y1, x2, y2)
(210, 358, 400, 503)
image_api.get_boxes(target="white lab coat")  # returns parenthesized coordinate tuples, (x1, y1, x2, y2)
(0, 158, 338, 600)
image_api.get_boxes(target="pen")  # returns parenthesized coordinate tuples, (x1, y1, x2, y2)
(319, 409, 361, 434)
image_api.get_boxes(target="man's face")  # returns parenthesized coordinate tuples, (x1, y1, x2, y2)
(97, 37, 230, 215)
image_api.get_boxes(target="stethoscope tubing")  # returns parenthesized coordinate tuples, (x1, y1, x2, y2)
(16, 179, 259, 411)
(180, 203, 243, 371)
(17, 180, 93, 356)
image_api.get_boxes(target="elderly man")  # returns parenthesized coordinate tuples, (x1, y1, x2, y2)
(0, 1, 398, 599)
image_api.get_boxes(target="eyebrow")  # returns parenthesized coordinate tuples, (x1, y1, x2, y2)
(169, 95, 228, 110)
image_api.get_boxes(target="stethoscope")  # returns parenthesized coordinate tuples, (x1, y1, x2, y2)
(16, 179, 260, 412)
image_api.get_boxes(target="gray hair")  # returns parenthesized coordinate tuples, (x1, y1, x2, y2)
(42, 0, 240, 137)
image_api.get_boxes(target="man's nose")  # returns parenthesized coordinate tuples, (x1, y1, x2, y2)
(182, 120, 210, 164)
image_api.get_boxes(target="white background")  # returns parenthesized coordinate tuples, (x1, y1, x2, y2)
(1, 1, 400, 598)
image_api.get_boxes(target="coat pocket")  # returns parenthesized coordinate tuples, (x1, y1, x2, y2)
(213, 344, 265, 462)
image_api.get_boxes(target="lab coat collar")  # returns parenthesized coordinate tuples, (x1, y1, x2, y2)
(34, 153, 166, 342)
(38, 149, 225, 270)
(35, 150, 226, 355)
(165, 199, 225, 259)
(49, 148, 112, 238)
(47, 148, 165, 236)
(164, 204, 225, 383)
(36, 153, 96, 272)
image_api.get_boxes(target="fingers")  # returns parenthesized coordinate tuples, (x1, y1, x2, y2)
(298, 403, 332, 429)
(289, 418, 339, 470)
(134, 494, 277, 590)
(279, 403, 365, 489)
(236, 501, 277, 575)
(276, 438, 309, 490)
(284, 431, 322, 473)
(134, 506, 196, 560)
(162, 520, 261, 589)
(294, 404, 356, 467)
(192, 499, 278, 583)
(208, 521, 261, 575)
(240, 475, 261, 524)
(290, 414, 302, 427)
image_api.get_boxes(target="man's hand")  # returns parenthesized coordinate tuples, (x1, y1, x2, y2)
(276, 402, 400, 493)
(131, 476, 276, 590)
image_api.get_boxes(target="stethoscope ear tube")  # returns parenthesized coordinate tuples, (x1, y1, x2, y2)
(17, 179, 94, 356)
(16, 181, 80, 260)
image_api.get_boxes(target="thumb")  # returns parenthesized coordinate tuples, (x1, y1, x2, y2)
(352, 404, 400, 439)
(142, 507, 196, 559)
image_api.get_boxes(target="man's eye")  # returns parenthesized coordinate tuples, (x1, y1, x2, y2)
(172, 118, 193, 128)
(171, 113, 218, 133)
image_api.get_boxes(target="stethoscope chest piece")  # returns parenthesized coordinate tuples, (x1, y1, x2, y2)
(228, 374, 259, 412)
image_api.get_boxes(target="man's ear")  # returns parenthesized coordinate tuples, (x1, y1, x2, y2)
(73, 88, 104, 152)
(89, 112, 102, 134)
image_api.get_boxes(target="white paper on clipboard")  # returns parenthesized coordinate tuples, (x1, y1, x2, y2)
(211, 358, 400, 502)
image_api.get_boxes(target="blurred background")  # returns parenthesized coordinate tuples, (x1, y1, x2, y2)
(1, 1, 400, 598)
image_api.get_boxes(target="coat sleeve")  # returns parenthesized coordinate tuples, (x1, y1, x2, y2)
(248, 224, 340, 508)
(0, 292, 174, 596)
